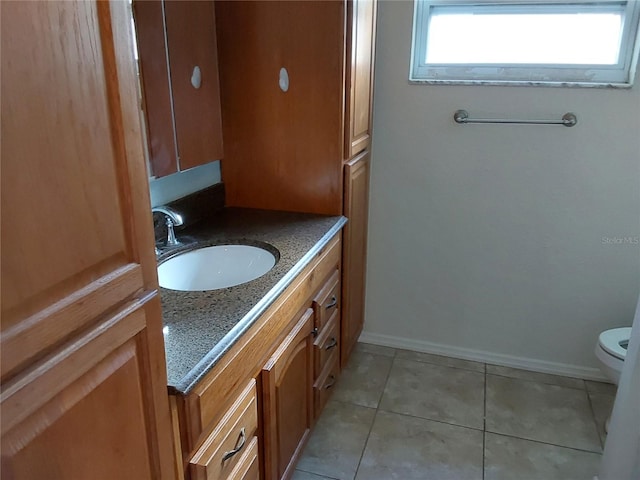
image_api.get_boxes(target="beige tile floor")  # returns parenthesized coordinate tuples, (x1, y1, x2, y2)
(294, 343, 617, 480)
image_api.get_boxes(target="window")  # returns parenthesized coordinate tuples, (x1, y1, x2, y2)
(410, 0, 640, 86)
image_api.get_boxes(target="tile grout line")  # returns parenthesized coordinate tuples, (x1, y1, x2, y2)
(295, 467, 340, 480)
(376, 407, 485, 433)
(483, 362, 488, 432)
(485, 430, 604, 455)
(482, 362, 487, 480)
(585, 387, 607, 451)
(352, 347, 398, 480)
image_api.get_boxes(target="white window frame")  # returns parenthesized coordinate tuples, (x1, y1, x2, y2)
(410, 0, 640, 87)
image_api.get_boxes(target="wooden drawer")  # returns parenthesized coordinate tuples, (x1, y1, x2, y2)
(189, 379, 258, 480)
(312, 269, 340, 333)
(313, 353, 340, 419)
(228, 436, 259, 480)
(313, 311, 340, 378)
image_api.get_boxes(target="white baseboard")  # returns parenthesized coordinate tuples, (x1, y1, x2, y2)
(359, 331, 608, 382)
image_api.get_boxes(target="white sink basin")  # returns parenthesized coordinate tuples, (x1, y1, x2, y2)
(158, 244, 277, 291)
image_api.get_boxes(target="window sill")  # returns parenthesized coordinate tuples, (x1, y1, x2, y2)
(407, 78, 634, 89)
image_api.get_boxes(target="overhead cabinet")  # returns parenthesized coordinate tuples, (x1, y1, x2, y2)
(345, 0, 376, 158)
(217, 0, 376, 215)
(133, 0, 224, 178)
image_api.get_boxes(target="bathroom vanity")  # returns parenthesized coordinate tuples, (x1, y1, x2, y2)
(158, 210, 345, 479)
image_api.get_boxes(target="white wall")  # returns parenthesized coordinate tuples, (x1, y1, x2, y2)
(364, 0, 640, 377)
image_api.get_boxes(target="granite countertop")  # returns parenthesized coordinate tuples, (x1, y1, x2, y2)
(159, 207, 347, 394)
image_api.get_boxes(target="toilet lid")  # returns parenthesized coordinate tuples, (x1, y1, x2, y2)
(598, 327, 632, 361)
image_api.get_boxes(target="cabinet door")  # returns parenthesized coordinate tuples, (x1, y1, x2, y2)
(216, 0, 344, 215)
(133, 0, 224, 177)
(164, 0, 224, 172)
(345, 0, 377, 159)
(1, 297, 170, 480)
(262, 308, 314, 480)
(341, 151, 370, 367)
(132, 0, 178, 177)
(1, 1, 174, 478)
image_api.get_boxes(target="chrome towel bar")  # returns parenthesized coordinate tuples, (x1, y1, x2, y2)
(454, 110, 577, 127)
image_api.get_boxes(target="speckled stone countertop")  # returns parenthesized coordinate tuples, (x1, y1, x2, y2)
(159, 207, 346, 395)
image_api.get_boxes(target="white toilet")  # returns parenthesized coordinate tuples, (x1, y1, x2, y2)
(595, 327, 631, 384)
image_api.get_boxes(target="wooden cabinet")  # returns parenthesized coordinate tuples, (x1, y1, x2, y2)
(262, 308, 314, 480)
(341, 151, 370, 366)
(217, 0, 377, 215)
(1, 1, 174, 479)
(171, 235, 342, 480)
(342, 0, 376, 369)
(345, 0, 377, 158)
(133, 0, 223, 178)
(216, 0, 376, 369)
(216, 0, 345, 215)
(1, 301, 170, 480)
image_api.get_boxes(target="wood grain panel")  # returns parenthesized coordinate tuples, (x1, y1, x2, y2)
(164, 0, 224, 172)
(1, 265, 142, 382)
(345, 0, 377, 158)
(0, 0, 159, 378)
(0, 297, 167, 480)
(133, 0, 178, 177)
(262, 308, 314, 480)
(341, 151, 370, 367)
(217, 0, 345, 215)
(1, 0, 128, 318)
(170, 396, 187, 480)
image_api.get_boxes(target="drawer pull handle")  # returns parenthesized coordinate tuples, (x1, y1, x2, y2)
(312, 327, 319, 338)
(324, 337, 338, 350)
(222, 427, 246, 463)
(324, 375, 336, 390)
(326, 295, 338, 309)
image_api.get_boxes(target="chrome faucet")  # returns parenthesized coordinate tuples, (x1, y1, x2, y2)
(152, 206, 184, 248)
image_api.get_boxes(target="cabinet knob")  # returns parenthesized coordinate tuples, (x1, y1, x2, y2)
(279, 67, 289, 92)
(191, 66, 202, 89)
